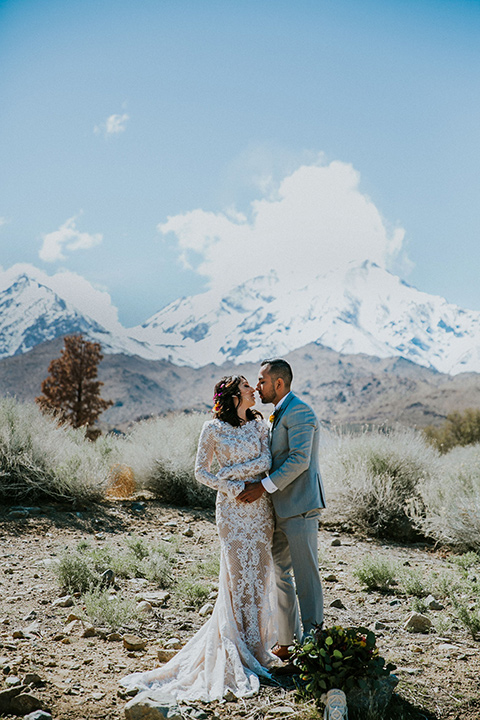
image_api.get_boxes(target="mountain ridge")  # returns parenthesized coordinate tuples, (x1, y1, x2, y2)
(2, 262, 480, 375)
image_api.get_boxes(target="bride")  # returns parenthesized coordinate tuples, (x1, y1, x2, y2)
(120, 375, 281, 702)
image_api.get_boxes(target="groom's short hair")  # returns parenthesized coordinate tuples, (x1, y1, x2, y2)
(261, 358, 293, 389)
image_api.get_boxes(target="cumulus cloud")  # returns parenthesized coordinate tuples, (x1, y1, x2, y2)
(0, 263, 121, 330)
(94, 113, 130, 136)
(39, 215, 102, 263)
(158, 159, 407, 292)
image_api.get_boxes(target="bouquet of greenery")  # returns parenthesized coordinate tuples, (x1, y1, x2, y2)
(292, 624, 397, 706)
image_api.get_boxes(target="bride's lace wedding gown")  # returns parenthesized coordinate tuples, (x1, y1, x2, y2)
(120, 418, 280, 702)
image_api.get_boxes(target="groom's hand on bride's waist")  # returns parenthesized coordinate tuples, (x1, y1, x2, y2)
(238, 481, 266, 503)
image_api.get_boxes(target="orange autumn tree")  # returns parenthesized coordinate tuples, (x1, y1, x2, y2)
(36, 334, 112, 437)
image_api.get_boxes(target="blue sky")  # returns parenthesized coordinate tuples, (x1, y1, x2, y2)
(1, 0, 479, 327)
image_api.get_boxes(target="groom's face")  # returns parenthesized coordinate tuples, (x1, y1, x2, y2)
(256, 367, 278, 405)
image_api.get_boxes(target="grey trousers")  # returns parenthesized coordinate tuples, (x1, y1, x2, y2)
(272, 509, 324, 645)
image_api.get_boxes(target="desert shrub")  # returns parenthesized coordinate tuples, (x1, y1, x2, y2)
(322, 427, 439, 538)
(55, 551, 99, 593)
(353, 556, 399, 593)
(0, 397, 115, 503)
(399, 568, 429, 598)
(118, 412, 215, 508)
(175, 579, 211, 607)
(412, 444, 480, 551)
(453, 600, 480, 640)
(424, 408, 480, 453)
(82, 588, 138, 630)
(78, 536, 175, 588)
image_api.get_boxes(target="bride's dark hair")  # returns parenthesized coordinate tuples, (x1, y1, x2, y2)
(213, 375, 262, 427)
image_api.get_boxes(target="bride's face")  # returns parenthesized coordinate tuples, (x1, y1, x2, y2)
(235, 378, 256, 410)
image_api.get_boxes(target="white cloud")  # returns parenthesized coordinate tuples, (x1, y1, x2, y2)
(39, 215, 102, 263)
(158, 158, 408, 292)
(94, 113, 130, 136)
(0, 263, 121, 330)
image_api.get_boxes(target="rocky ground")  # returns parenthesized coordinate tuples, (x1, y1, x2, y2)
(0, 498, 479, 720)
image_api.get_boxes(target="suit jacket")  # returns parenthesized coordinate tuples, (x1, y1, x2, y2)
(269, 393, 326, 518)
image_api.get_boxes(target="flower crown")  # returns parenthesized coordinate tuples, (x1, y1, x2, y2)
(213, 382, 226, 413)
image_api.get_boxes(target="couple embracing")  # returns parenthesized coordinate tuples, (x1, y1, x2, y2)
(121, 358, 326, 702)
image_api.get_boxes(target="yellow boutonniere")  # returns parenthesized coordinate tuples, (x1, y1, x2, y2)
(269, 413, 275, 423)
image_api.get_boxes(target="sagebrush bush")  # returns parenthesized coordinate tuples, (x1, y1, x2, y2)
(322, 427, 440, 539)
(424, 408, 480, 453)
(55, 551, 99, 593)
(353, 556, 399, 593)
(412, 444, 480, 551)
(82, 588, 138, 630)
(0, 398, 116, 503)
(118, 412, 215, 507)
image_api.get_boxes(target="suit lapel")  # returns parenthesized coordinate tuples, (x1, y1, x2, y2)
(272, 393, 295, 430)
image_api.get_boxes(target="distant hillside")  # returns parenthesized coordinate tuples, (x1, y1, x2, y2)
(1, 338, 480, 431)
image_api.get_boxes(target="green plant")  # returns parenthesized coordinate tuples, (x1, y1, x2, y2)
(292, 624, 396, 701)
(353, 556, 399, 593)
(400, 568, 428, 598)
(423, 409, 480, 453)
(55, 551, 99, 593)
(176, 579, 211, 607)
(452, 551, 480, 575)
(82, 588, 138, 630)
(453, 600, 480, 640)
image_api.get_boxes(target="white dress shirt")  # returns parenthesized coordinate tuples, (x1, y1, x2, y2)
(261, 392, 291, 494)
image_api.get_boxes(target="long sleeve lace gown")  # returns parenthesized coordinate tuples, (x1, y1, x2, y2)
(120, 418, 280, 702)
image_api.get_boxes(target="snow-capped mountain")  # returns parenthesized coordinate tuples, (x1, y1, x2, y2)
(0, 273, 153, 360)
(130, 262, 480, 374)
(2, 262, 480, 375)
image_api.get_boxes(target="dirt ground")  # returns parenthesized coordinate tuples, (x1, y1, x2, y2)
(0, 498, 479, 720)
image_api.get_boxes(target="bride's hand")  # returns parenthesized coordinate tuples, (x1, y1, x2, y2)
(216, 467, 232, 481)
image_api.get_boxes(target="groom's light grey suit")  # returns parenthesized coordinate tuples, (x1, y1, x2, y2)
(268, 392, 326, 644)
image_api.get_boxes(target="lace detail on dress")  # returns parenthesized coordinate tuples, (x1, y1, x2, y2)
(120, 418, 280, 702)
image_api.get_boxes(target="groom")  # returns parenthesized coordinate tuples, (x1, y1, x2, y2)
(238, 358, 326, 660)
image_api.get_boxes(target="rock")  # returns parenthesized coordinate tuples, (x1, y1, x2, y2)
(107, 632, 122, 642)
(164, 637, 182, 650)
(324, 574, 338, 582)
(198, 603, 214, 617)
(91, 692, 105, 700)
(409, 645, 424, 653)
(330, 598, 346, 609)
(223, 690, 237, 702)
(404, 611, 432, 633)
(373, 620, 387, 630)
(137, 601, 154, 615)
(136, 591, 170, 607)
(425, 594, 444, 611)
(0, 685, 27, 713)
(12, 630, 26, 639)
(66, 613, 82, 623)
(8, 509, 29, 519)
(266, 707, 296, 716)
(183, 528, 194, 537)
(64, 620, 83, 635)
(23, 711, 53, 720)
(24, 621, 41, 637)
(24, 673, 44, 687)
(157, 649, 177, 663)
(52, 595, 74, 608)
(331, 538, 342, 547)
(81, 624, 97, 638)
(5, 675, 22, 687)
(438, 643, 460, 655)
(23, 610, 37, 622)
(10, 693, 43, 715)
(100, 569, 115, 587)
(164, 520, 178, 528)
(130, 502, 146, 514)
(124, 690, 182, 720)
(123, 634, 147, 651)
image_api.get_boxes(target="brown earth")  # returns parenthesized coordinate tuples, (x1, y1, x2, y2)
(0, 498, 479, 720)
